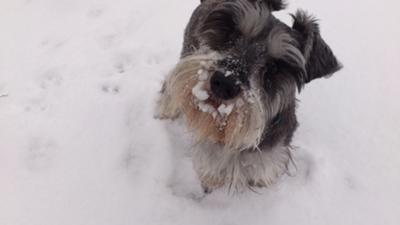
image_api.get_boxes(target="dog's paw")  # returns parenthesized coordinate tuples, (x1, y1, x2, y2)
(202, 185, 214, 194)
(199, 175, 225, 194)
(247, 179, 267, 188)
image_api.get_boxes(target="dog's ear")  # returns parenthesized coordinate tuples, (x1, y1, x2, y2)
(291, 10, 342, 83)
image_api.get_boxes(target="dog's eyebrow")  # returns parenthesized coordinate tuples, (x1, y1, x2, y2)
(267, 27, 305, 67)
(226, 0, 271, 38)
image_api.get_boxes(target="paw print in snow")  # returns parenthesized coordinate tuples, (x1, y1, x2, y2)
(40, 39, 67, 50)
(39, 70, 63, 90)
(24, 98, 49, 113)
(113, 53, 135, 74)
(0, 85, 7, 98)
(87, 8, 104, 18)
(25, 138, 57, 171)
(344, 175, 358, 190)
(101, 83, 120, 95)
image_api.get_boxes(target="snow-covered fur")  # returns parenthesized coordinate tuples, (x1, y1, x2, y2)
(156, 0, 341, 192)
(192, 141, 292, 192)
(156, 51, 266, 151)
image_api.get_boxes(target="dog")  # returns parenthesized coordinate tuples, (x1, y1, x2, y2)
(156, 0, 341, 193)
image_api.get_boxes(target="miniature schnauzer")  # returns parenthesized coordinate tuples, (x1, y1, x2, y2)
(156, 0, 341, 192)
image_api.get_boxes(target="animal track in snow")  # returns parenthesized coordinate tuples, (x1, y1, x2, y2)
(101, 83, 121, 95)
(87, 8, 104, 18)
(24, 98, 49, 113)
(25, 138, 57, 171)
(0, 85, 7, 98)
(112, 53, 135, 74)
(289, 149, 316, 184)
(40, 38, 68, 50)
(344, 175, 358, 190)
(38, 70, 63, 90)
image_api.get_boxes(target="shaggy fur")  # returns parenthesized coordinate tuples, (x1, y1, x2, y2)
(156, 0, 341, 192)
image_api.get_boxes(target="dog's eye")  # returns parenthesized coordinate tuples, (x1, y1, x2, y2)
(268, 59, 304, 77)
(264, 59, 306, 91)
(264, 61, 279, 76)
(262, 61, 279, 90)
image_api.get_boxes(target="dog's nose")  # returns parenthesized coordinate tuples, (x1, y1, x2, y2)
(210, 71, 240, 100)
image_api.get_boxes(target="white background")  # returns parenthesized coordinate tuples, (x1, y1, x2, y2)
(1, 0, 399, 224)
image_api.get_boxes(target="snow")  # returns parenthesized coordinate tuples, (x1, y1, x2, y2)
(197, 69, 209, 81)
(217, 104, 234, 116)
(192, 81, 210, 101)
(198, 102, 215, 114)
(1, 0, 400, 225)
(225, 71, 233, 77)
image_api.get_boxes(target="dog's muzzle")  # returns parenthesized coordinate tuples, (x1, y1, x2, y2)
(210, 71, 241, 100)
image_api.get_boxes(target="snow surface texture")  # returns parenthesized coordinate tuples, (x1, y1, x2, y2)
(1, 0, 400, 225)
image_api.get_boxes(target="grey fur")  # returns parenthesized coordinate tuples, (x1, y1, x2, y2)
(157, 0, 341, 193)
(291, 9, 342, 82)
(227, 0, 271, 38)
(192, 140, 292, 192)
(267, 26, 306, 74)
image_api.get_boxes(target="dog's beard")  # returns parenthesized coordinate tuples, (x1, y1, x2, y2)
(157, 52, 267, 151)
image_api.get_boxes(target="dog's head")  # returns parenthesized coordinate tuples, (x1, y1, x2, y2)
(158, 0, 341, 150)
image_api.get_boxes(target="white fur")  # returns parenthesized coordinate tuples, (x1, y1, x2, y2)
(156, 49, 292, 192)
(157, 50, 268, 151)
(192, 138, 292, 192)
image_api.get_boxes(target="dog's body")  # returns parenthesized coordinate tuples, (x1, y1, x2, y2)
(156, 0, 341, 192)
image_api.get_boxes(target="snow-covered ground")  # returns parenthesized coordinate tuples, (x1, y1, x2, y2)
(1, 0, 399, 224)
